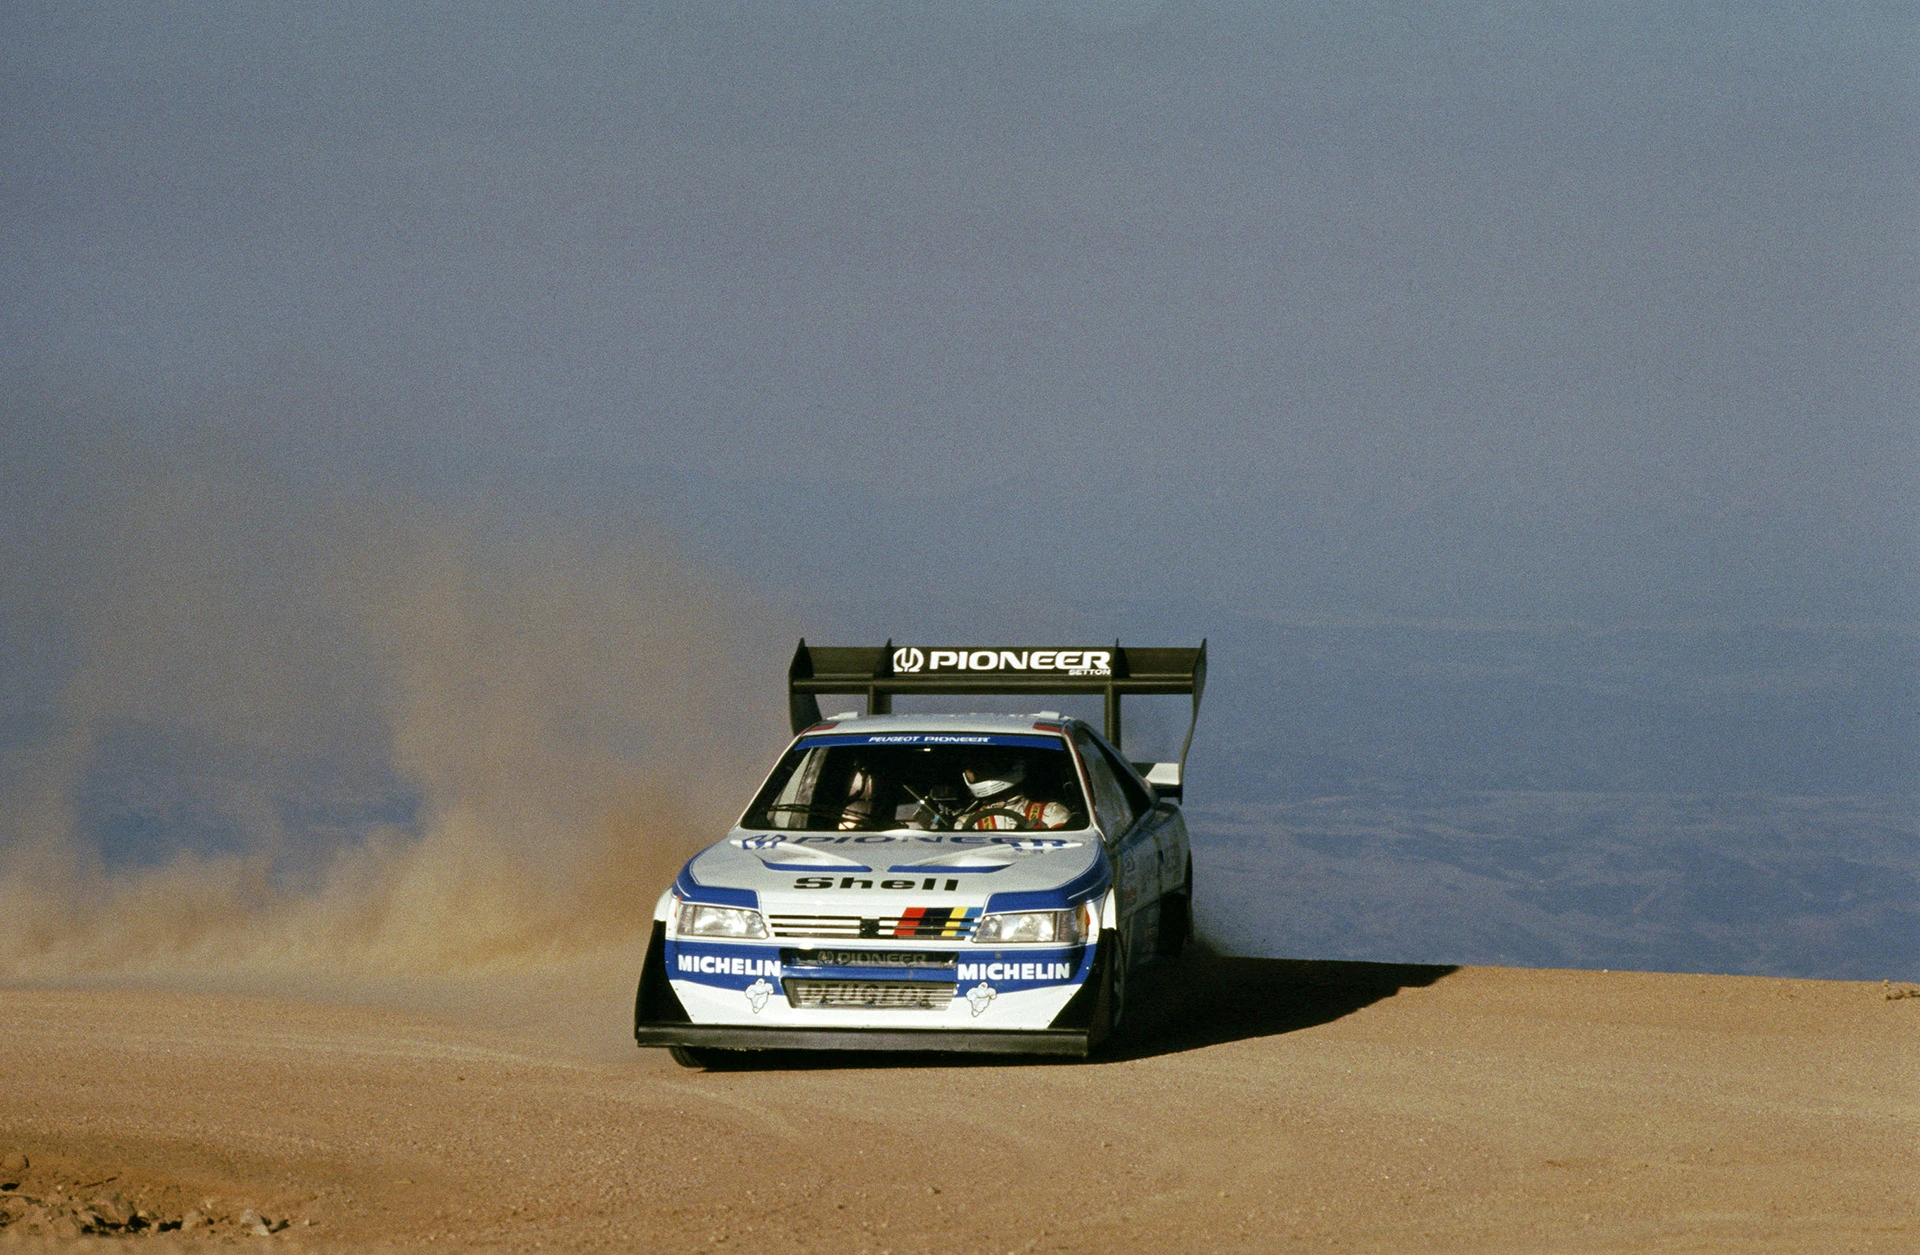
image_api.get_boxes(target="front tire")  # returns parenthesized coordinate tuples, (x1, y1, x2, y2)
(667, 1045, 713, 1069)
(1102, 933, 1130, 1045)
(1156, 857, 1194, 959)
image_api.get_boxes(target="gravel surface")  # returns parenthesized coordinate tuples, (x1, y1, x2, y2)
(1, 956, 1913, 1252)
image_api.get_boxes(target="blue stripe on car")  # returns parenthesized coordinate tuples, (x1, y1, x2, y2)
(983, 852, 1111, 914)
(674, 864, 759, 909)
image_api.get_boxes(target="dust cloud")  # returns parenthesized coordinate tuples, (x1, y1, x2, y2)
(0, 428, 790, 985)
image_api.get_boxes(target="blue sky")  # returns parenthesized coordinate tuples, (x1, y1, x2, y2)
(2, 4, 1915, 978)
(5, 1, 1914, 627)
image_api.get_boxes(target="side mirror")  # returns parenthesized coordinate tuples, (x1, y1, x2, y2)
(1134, 761, 1183, 803)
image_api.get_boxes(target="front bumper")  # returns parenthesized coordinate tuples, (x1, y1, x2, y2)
(633, 921, 1115, 1057)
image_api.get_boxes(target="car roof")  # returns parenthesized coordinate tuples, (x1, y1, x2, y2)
(800, 712, 1076, 737)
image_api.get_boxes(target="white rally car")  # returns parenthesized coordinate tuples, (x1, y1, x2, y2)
(634, 641, 1205, 1063)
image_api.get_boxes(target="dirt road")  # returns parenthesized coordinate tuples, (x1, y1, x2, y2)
(2, 956, 1914, 1252)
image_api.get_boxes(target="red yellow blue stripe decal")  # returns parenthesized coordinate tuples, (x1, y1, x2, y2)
(892, 906, 981, 938)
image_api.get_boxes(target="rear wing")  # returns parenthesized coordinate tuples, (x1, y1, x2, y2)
(787, 640, 1206, 800)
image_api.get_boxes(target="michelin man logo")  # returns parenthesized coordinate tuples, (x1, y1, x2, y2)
(965, 982, 997, 1017)
(745, 978, 775, 1013)
(892, 647, 925, 673)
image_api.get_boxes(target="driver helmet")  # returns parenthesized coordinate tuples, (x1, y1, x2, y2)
(961, 749, 1026, 800)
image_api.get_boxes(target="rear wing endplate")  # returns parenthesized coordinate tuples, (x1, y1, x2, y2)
(787, 640, 1206, 799)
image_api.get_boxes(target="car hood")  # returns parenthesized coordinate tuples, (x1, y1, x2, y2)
(677, 828, 1109, 915)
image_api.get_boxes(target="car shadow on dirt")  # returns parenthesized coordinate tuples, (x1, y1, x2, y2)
(685, 949, 1457, 1071)
(1102, 950, 1458, 1063)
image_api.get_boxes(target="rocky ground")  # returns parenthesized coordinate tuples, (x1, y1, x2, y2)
(0, 1149, 296, 1242)
(1, 955, 1915, 1252)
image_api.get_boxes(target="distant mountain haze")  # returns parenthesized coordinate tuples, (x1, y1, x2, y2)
(1, 3, 1913, 979)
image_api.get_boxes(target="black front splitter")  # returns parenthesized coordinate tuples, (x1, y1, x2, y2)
(634, 1024, 1092, 1056)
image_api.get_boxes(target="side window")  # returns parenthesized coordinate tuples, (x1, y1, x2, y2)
(1097, 743, 1154, 817)
(1073, 727, 1136, 836)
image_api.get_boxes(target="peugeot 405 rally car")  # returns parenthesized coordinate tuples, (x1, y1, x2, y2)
(634, 640, 1205, 1064)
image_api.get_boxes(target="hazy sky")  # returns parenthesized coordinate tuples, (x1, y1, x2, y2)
(3, 4, 1916, 981)
(5, 1, 1916, 624)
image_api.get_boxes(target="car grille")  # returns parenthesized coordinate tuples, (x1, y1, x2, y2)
(784, 979, 958, 1011)
(780, 948, 958, 970)
(767, 907, 980, 941)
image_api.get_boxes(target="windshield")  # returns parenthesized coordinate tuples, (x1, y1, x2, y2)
(742, 733, 1089, 833)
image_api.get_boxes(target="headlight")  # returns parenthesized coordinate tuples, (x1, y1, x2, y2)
(675, 901, 769, 939)
(972, 902, 1092, 946)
